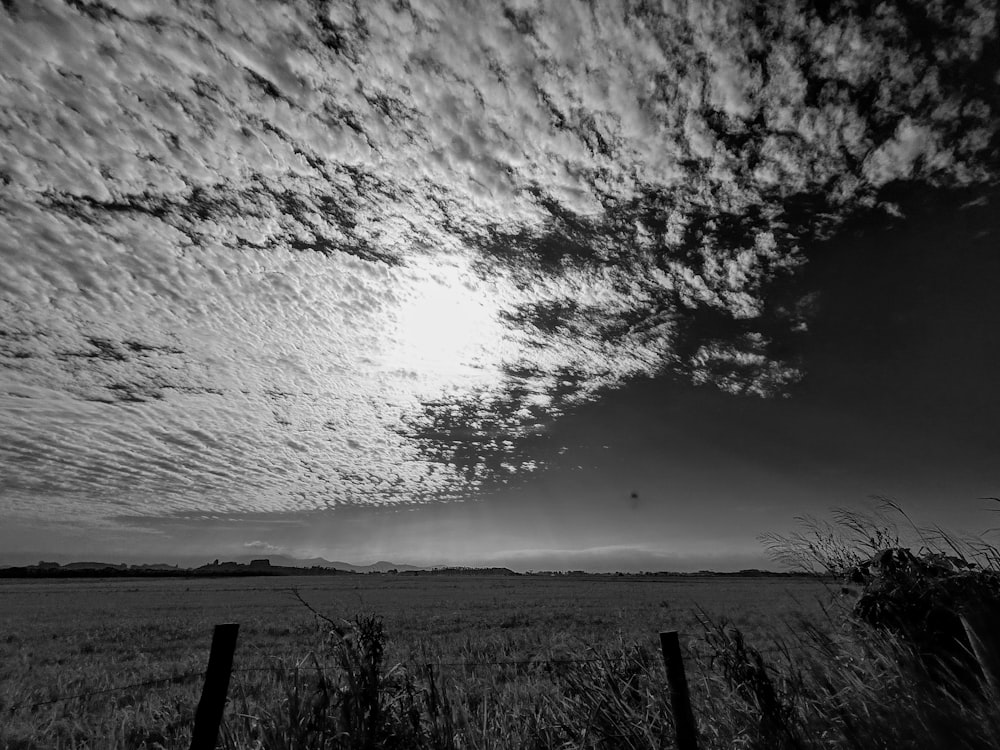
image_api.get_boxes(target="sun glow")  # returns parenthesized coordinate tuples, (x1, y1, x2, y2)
(386, 254, 510, 397)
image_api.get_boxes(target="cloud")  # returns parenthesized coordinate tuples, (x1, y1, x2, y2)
(0, 0, 997, 526)
(690, 333, 802, 398)
(482, 544, 768, 573)
(243, 540, 291, 556)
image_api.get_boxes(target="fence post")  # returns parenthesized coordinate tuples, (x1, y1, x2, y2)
(190, 623, 240, 750)
(660, 630, 699, 750)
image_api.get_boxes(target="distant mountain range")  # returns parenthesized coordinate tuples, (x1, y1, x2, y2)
(230, 555, 425, 573)
(4, 557, 427, 574)
(0, 559, 804, 578)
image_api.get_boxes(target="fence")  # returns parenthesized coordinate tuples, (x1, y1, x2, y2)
(3, 623, 826, 750)
(14, 622, 992, 750)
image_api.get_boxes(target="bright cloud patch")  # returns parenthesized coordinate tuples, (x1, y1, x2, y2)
(0, 0, 997, 524)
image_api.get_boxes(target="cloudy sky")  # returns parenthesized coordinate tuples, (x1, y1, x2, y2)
(1, 0, 998, 571)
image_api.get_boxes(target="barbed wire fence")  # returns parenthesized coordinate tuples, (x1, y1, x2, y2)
(3, 622, 841, 750)
(3, 635, 814, 715)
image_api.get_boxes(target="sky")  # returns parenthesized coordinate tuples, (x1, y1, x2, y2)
(1, 0, 998, 571)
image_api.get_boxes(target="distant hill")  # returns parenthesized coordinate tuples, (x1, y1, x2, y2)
(0, 557, 426, 579)
(231, 555, 425, 573)
(62, 561, 129, 570)
(417, 566, 520, 576)
(333, 560, 425, 573)
(42, 561, 181, 571)
(0, 559, 808, 579)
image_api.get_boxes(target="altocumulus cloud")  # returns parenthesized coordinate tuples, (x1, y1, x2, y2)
(0, 0, 997, 524)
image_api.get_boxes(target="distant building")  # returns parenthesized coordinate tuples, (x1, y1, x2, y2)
(249, 558, 271, 568)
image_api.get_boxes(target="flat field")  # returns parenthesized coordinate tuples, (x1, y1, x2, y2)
(0, 574, 839, 748)
(1, 574, 836, 668)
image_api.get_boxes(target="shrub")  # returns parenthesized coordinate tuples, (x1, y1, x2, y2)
(761, 499, 1000, 698)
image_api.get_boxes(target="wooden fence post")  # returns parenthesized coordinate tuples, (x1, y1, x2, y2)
(660, 630, 699, 750)
(190, 623, 240, 750)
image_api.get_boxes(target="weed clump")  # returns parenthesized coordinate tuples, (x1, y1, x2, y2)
(233, 610, 460, 750)
(846, 546, 1000, 691)
(762, 499, 1000, 694)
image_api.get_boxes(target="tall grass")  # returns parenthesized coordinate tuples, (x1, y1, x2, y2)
(212, 502, 1000, 749)
(216, 598, 1000, 748)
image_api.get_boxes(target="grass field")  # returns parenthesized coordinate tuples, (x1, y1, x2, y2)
(1, 574, 835, 748)
(4, 572, 998, 749)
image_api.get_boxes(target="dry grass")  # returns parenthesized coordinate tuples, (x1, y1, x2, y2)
(0, 575, 828, 748)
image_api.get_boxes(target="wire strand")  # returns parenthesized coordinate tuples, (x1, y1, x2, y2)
(6, 642, 815, 714)
(5, 671, 204, 714)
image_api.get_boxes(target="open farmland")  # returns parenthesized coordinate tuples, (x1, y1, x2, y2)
(0, 574, 837, 681)
(1, 574, 837, 748)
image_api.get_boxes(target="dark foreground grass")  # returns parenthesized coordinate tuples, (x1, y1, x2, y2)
(5, 599, 1000, 749)
(223, 609, 1000, 750)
